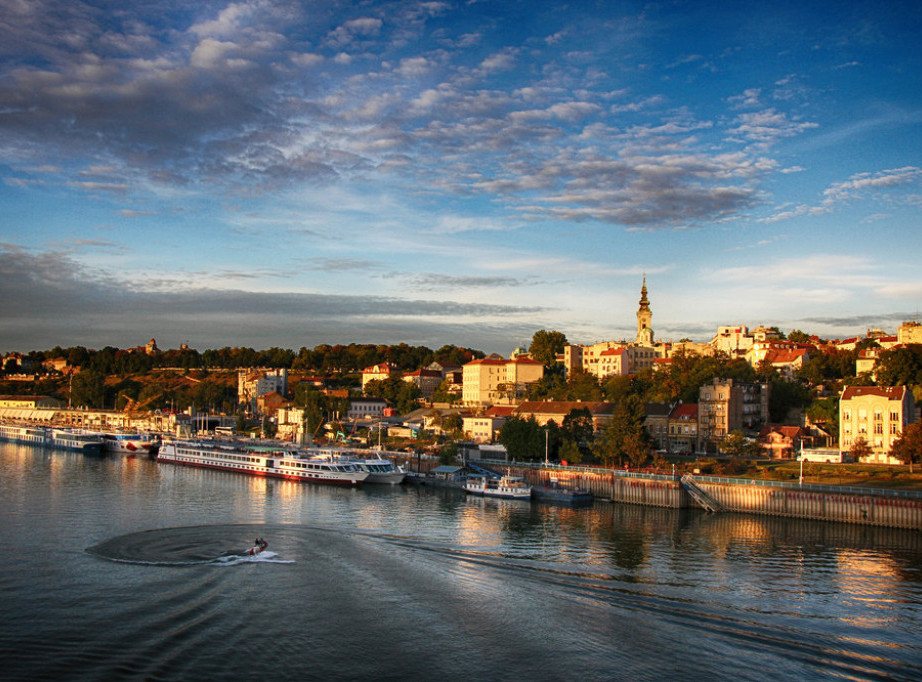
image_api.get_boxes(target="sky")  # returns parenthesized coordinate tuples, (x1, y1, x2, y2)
(1, 0, 921, 355)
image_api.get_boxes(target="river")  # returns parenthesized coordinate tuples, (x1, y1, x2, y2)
(2, 441, 921, 681)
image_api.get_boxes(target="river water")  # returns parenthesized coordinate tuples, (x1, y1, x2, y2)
(2, 441, 922, 681)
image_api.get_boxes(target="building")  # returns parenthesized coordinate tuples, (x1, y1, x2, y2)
(512, 401, 615, 431)
(897, 321, 922, 345)
(402, 368, 444, 400)
(461, 354, 544, 407)
(238, 368, 288, 413)
(697, 378, 770, 453)
(758, 425, 804, 460)
(668, 403, 698, 454)
(839, 386, 915, 464)
(636, 276, 654, 346)
(361, 362, 395, 392)
(644, 402, 673, 451)
(347, 397, 389, 421)
(0, 395, 64, 409)
(710, 325, 756, 358)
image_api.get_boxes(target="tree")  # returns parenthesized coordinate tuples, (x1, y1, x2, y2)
(498, 416, 545, 461)
(788, 329, 811, 343)
(849, 437, 872, 462)
(529, 329, 568, 368)
(890, 421, 922, 473)
(720, 430, 762, 459)
(438, 442, 459, 466)
(69, 369, 105, 408)
(593, 395, 649, 468)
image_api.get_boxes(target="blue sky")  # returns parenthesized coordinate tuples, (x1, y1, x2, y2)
(1, 0, 920, 355)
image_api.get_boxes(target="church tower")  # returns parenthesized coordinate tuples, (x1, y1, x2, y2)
(636, 276, 654, 346)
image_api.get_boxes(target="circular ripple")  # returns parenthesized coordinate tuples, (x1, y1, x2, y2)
(86, 523, 293, 566)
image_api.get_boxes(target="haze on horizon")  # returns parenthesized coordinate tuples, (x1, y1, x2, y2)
(1, 0, 920, 355)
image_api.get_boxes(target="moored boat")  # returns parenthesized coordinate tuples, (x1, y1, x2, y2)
(465, 474, 532, 500)
(51, 428, 104, 454)
(98, 431, 161, 457)
(531, 479, 594, 505)
(0, 422, 50, 446)
(352, 452, 406, 485)
(157, 439, 369, 486)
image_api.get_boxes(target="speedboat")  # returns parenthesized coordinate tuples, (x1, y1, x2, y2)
(248, 538, 268, 556)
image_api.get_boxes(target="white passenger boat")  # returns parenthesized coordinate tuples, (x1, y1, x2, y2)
(465, 474, 532, 500)
(0, 422, 50, 446)
(352, 453, 406, 485)
(99, 432, 161, 456)
(157, 439, 369, 486)
(51, 429, 104, 454)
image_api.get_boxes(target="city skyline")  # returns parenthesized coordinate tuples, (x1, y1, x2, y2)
(1, 1, 921, 354)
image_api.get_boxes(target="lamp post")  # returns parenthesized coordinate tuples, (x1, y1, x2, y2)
(544, 427, 549, 465)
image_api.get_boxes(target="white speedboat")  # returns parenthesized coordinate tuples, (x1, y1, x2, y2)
(157, 439, 369, 486)
(465, 474, 531, 500)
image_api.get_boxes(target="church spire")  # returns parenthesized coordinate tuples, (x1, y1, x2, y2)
(636, 275, 653, 345)
(638, 274, 650, 311)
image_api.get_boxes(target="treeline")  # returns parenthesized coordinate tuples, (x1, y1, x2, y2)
(6, 343, 486, 376)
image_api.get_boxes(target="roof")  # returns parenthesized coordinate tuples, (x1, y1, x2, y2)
(669, 403, 698, 420)
(485, 405, 515, 417)
(644, 402, 673, 417)
(841, 386, 908, 401)
(514, 401, 614, 416)
(431, 465, 464, 474)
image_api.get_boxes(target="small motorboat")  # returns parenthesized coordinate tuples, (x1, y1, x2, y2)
(247, 538, 268, 556)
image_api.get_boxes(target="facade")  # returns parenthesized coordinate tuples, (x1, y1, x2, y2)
(668, 403, 698, 454)
(347, 397, 389, 420)
(461, 355, 544, 407)
(361, 362, 395, 392)
(0, 395, 64, 409)
(512, 400, 615, 431)
(238, 368, 288, 412)
(758, 425, 804, 460)
(839, 386, 915, 464)
(462, 415, 507, 443)
(697, 378, 770, 453)
(402, 368, 443, 400)
(644, 402, 672, 451)
(710, 325, 755, 358)
(897, 321, 922, 345)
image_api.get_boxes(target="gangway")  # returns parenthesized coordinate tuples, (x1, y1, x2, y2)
(680, 474, 726, 513)
(467, 462, 501, 478)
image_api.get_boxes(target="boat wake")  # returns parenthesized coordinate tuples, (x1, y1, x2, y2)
(86, 524, 294, 566)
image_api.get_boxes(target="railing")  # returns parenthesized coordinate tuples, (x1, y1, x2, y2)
(470, 457, 922, 500)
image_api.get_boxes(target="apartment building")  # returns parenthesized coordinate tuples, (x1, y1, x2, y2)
(697, 378, 770, 453)
(461, 354, 544, 407)
(839, 386, 915, 464)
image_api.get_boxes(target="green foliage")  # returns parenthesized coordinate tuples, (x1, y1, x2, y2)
(768, 378, 811, 422)
(529, 329, 568, 368)
(592, 395, 649, 467)
(70, 369, 105, 408)
(498, 416, 545, 461)
(438, 441, 459, 465)
(787, 329, 811, 343)
(876, 344, 922, 387)
(720, 430, 762, 458)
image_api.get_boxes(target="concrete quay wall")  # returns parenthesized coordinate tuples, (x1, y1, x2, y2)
(497, 463, 922, 530)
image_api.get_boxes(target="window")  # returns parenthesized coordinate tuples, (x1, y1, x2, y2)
(890, 411, 899, 421)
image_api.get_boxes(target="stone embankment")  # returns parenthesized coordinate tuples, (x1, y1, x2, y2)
(482, 461, 922, 530)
